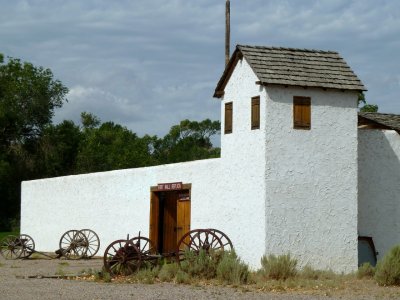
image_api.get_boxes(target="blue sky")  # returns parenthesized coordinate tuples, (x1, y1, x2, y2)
(1, 0, 399, 138)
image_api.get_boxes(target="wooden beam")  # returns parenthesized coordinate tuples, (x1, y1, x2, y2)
(225, 0, 230, 67)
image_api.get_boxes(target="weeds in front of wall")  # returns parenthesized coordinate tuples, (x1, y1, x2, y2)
(158, 261, 179, 282)
(179, 249, 222, 280)
(300, 265, 338, 280)
(99, 250, 248, 285)
(175, 269, 190, 284)
(253, 261, 346, 294)
(95, 269, 112, 283)
(357, 263, 375, 279)
(375, 245, 400, 286)
(58, 261, 69, 266)
(216, 251, 249, 285)
(131, 267, 160, 284)
(85, 248, 400, 298)
(259, 253, 297, 281)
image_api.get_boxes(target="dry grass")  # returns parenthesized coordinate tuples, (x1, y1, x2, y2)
(73, 251, 400, 298)
(77, 267, 400, 299)
(92, 270, 400, 298)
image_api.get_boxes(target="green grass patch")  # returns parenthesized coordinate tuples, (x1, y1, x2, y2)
(0, 231, 19, 241)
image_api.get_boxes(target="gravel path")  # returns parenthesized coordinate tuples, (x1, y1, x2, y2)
(0, 255, 395, 300)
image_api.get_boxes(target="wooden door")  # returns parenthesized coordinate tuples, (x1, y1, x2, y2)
(176, 190, 191, 249)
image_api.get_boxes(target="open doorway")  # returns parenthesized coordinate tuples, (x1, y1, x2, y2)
(149, 184, 191, 254)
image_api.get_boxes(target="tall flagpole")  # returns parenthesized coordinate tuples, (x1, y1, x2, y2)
(225, 0, 230, 67)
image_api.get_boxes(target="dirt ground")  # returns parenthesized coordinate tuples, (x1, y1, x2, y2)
(1, 255, 400, 300)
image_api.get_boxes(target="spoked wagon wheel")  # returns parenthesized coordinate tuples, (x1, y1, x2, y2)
(80, 229, 100, 258)
(103, 239, 142, 276)
(176, 229, 223, 263)
(59, 230, 89, 260)
(18, 234, 35, 259)
(0, 235, 23, 260)
(207, 228, 233, 252)
(130, 236, 158, 267)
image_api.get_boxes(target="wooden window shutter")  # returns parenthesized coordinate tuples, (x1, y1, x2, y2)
(293, 96, 311, 129)
(224, 102, 233, 134)
(251, 96, 260, 130)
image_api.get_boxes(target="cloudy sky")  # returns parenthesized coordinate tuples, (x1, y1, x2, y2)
(1, 0, 399, 139)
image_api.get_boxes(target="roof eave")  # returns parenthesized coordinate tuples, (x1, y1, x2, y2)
(213, 47, 243, 99)
(358, 113, 400, 133)
(256, 80, 367, 92)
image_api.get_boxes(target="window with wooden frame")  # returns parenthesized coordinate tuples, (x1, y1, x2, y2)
(224, 102, 233, 134)
(293, 96, 311, 129)
(251, 96, 260, 130)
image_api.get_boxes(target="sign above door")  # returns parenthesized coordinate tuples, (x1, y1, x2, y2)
(157, 182, 183, 191)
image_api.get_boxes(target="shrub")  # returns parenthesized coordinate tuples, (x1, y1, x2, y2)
(260, 253, 297, 280)
(216, 251, 249, 284)
(158, 262, 179, 282)
(300, 265, 337, 280)
(134, 267, 158, 284)
(357, 262, 375, 279)
(95, 270, 112, 283)
(375, 245, 400, 286)
(175, 270, 190, 284)
(179, 249, 222, 279)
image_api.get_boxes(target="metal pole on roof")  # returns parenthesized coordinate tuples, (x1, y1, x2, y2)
(225, 0, 230, 67)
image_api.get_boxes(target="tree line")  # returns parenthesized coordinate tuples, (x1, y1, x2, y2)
(0, 54, 220, 231)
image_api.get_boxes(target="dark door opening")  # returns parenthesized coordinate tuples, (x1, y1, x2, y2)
(150, 184, 191, 255)
(358, 236, 378, 267)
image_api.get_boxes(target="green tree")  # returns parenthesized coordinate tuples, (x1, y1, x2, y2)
(360, 104, 379, 112)
(358, 92, 379, 112)
(153, 119, 220, 164)
(81, 111, 100, 129)
(76, 120, 155, 173)
(0, 54, 68, 230)
(0, 55, 68, 148)
(35, 120, 82, 177)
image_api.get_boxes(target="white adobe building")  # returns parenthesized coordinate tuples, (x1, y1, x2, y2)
(21, 45, 400, 273)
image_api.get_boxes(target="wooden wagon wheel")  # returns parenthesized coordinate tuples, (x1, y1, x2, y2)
(130, 236, 158, 267)
(207, 228, 233, 251)
(175, 229, 224, 263)
(59, 230, 89, 260)
(80, 229, 100, 258)
(18, 234, 35, 259)
(0, 235, 23, 260)
(103, 239, 142, 276)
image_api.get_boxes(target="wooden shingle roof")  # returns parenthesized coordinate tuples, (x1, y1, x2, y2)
(214, 45, 366, 98)
(358, 112, 400, 133)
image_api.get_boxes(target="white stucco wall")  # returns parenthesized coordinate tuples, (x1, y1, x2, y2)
(220, 57, 267, 268)
(21, 157, 267, 268)
(264, 86, 359, 273)
(22, 159, 232, 258)
(358, 130, 400, 261)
